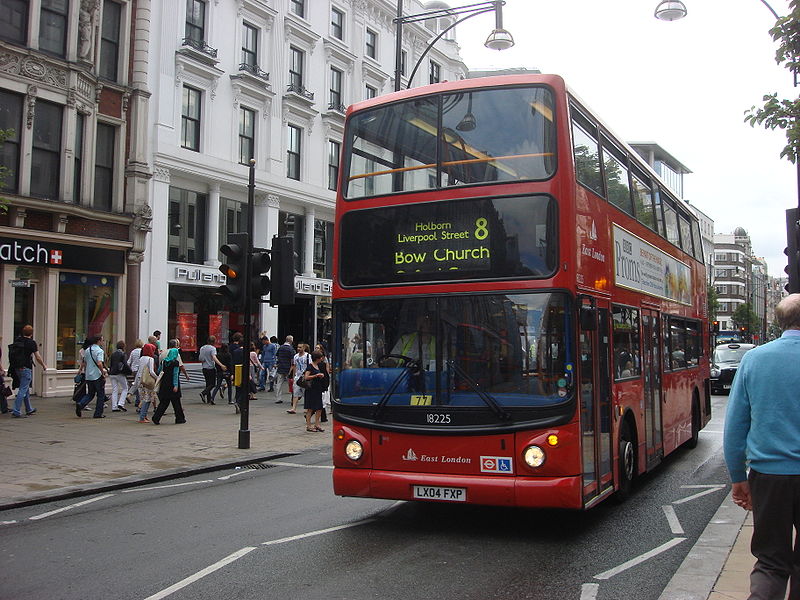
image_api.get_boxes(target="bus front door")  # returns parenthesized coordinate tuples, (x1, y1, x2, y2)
(642, 309, 663, 468)
(579, 302, 614, 505)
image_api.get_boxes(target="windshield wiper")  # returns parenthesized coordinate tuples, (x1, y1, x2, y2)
(373, 360, 419, 420)
(447, 360, 511, 421)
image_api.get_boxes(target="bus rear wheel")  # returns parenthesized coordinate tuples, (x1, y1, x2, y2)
(615, 421, 636, 502)
(684, 395, 700, 449)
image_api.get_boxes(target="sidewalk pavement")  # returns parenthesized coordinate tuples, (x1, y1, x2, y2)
(0, 384, 330, 510)
(1, 386, 756, 600)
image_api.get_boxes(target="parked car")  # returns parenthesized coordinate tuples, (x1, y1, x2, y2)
(710, 343, 756, 394)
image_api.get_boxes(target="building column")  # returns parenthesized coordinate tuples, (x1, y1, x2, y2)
(142, 168, 171, 337)
(303, 205, 315, 277)
(259, 194, 281, 337)
(206, 182, 221, 266)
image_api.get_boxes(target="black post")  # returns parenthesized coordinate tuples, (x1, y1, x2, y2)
(395, 0, 403, 91)
(238, 159, 256, 449)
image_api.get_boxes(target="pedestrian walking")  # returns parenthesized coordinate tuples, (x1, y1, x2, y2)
(302, 350, 328, 432)
(210, 343, 234, 405)
(0, 336, 10, 414)
(248, 342, 263, 401)
(274, 335, 294, 404)
(127, 339, 144, 408)
(152, 341, 186, 425)
(108, 340, 130, 412)
(76, 335, 109, 418)
(258, 335, 277, 391)
(198, 336, 225, 404)
(288, 343, 310, 415)
(723, 293, 800, 600)
(315, 343, 330, 423)
(262, 335, 279, 392)
(7, 325, 48, 418)
(134, 343, 158, 423)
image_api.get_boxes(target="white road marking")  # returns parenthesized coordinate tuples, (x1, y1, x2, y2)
(143, 546, 257, 600)
(261, 518, 375, 546)
(1, 520, 18, 525)
(662, 505, 684, 534)
(580, 583, 600, 599)
(216, 469, 253, 481)
(28, 494, 115, 520)
(673, 485, 726, 505)
(681, 484, 727, 489)
(269, 461, 334, 470)
(121, 480, 213, 493)
(593, 537, 685, 580)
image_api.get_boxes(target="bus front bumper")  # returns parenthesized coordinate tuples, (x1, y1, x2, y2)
(333, 468, 584, 510)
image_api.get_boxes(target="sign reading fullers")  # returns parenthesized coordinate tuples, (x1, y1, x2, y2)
(613, 225, 692, 305)
(393, 216, 491, 274)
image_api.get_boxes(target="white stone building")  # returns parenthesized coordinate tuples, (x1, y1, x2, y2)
(137, 0, 469, 356)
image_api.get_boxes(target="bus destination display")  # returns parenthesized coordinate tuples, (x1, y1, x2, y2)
(394, 215, 491, 274)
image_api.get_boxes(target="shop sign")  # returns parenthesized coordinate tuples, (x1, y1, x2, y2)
(9, 279, 31, 287)
(173, 266, 227, 285)
(295, 276, 332, 296)
(0, 237, 125, 274)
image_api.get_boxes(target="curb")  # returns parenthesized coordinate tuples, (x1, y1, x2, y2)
(657, 490, 748, 600)
(0, 451, 298, 511)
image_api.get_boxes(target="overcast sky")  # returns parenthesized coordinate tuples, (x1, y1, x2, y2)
(455, 0, 796, 277)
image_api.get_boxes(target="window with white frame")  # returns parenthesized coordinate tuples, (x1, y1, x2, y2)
(289, 0, 304, 18)
(289, 46, 304, 90)
(329, 67, 343, 109)
(39, 0, 68, 57)
(365, 28, 377, 59)
(30, 99, 62, 200)
(0, 89, 23, 194)
(94, 122, 115, 211)
(328, 140, 340, 191)
(331, 7, 343, 40)
(168, 187, 207, 264)
(365, 84, 377, 99)
(287, 124, 301, 180)
(239, 106, 255, 165)
(100, 0, 121, 81)
(0, 0, 28, 44)
(181, 85, 201, 151)
(242, 22, 258, 68)
(429, 60, 441, 84)
(185, 0, 205, 44)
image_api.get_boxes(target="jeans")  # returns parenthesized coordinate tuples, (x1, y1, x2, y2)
(78, 377, 107, 417)
(211, 372, 232, 404)
(13, 367, 34, 416)
(202, 368, 216, 398)
(138, 388, 156, 420)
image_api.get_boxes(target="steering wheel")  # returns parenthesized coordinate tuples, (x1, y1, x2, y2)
(377, 353, 417, 368)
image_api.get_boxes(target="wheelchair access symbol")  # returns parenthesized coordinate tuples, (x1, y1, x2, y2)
(480, 456, 512, 473)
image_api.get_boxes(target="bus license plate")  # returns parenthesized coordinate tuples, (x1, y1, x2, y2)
(412, 485, 466, 502)
(723, 384, 731, 389)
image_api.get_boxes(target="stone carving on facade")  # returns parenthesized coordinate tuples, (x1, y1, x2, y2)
(95, 82, 104, 105)
(153, 166, 171, 183)
(26, 86, 38, 129)
(0, 49, 69, 89)
(78, 0, 101, 63)
(130, 203, 153, 256)
(268, 194, 280, 209)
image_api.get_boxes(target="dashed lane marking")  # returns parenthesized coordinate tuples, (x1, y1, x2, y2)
(28, 494, 115, 521)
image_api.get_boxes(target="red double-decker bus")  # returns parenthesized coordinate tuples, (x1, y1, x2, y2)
(331, 74, 710, 510)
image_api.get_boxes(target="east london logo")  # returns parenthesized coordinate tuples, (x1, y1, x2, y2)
(0, 241, 63, 265)
(401, 448, 472, 464)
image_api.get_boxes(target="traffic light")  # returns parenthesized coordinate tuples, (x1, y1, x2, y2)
(712, 321, 720, 333)
(219, 232, 248, 310)
(785, 208, 800, 294)
(269, 236, 296, 306)
(251, 250, 271, 300)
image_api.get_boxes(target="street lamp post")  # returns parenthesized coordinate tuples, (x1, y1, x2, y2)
(393, 0, 513, 92)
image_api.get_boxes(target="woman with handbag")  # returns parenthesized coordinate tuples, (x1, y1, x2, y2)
(287, 343, 309, 415)
(152, 341, 186, 425)
(302, 350, 328, 433)
(134, 343, 158, 423)
(109, 340, 130, 412)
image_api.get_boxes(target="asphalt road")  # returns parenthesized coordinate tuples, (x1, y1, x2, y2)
(0, 396, 732, 600)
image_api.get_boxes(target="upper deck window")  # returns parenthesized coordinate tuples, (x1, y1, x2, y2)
(344, 85, 556, 199)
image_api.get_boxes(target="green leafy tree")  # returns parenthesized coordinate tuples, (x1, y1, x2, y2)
(732, 302, 761, 333)
(707, 284, 720, 322)
(744, 1, 800, 163)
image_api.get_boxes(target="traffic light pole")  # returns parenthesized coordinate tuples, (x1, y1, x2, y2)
(238, 159, 256, 449)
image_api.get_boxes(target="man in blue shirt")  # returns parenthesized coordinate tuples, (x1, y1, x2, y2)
(724, 293, 800, 600)
(259, 335, 279, 392)
(76, 335, 109, 418)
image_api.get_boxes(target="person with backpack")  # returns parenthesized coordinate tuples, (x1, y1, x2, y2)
(8, 325, 48, 418)
(75, 335, 109, 418)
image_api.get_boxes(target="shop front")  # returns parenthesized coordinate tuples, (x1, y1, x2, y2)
(0, 234, 128, 397)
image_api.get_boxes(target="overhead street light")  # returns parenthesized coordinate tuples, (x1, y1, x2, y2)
(394, 1, 514, 92)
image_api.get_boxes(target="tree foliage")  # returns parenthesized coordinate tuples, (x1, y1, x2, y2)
(731, 302, 760, 331)
(744, 0, 800, 163)
(707, 284, 720, 321)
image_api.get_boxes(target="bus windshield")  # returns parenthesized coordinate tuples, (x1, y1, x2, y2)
(336, 292, 574, 409)
(344, 85, 556, 199)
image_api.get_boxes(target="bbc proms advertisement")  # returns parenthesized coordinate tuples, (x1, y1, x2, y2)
(613, 225, 692, 305)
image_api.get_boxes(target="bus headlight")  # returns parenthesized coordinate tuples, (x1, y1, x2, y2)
(711, 367, 720, 378)
(523, 445, 546, 468)
(344, 440, 363, 461)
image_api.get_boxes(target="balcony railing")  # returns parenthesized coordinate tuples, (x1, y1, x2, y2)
(181, 37, 218, 58)
(286, 82, 314, 100)
(327, 101, 346, 114)
(239, 63, 270, 81)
